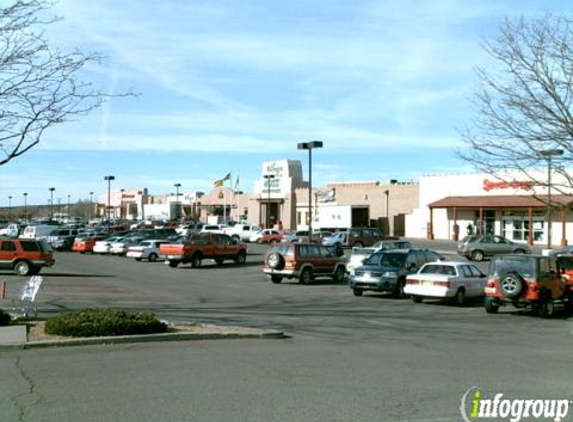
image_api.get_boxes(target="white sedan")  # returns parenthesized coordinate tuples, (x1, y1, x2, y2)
(126, 239, 167, 262)
(93, 236, 124, 254)
(404, 261, 486, 306)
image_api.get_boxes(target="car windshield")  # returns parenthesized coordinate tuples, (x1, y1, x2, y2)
(420, 264, 457, 276)
(364, 252, 406, 267)
(489, 256, 535, 278)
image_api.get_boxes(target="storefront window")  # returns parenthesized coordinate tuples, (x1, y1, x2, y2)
(501, 211, 544, 243)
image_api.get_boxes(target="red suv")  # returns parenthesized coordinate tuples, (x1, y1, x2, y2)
(263, 243, 346, 284)
(0, 238, 55, 276)
(484, 254, 571, 317)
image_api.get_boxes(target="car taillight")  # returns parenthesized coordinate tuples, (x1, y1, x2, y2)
(434, 281, 450, 287)
(526, 281, 538, 292)
(487, 278, 497, 288)
(406, 279, 419, 285)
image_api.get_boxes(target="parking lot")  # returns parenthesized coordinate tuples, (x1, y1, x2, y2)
(2, 240, 573, 422)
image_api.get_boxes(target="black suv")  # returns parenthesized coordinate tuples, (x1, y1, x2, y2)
(348, 248, 444, 297)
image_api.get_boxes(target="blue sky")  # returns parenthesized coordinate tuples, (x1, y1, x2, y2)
(1, 0, 572, 207)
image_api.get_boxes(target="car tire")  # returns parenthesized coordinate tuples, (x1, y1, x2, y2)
(471, 250, 485, 261)
(453, 288, 466, 306)
(167, 260, 179, 268)
(270, 239, 277, 245)
(215, 258, 224, 265)
(191, 253, 203, 268)
(514, 249, 527, 254)
(411, 296, 423, 303)
(266, 253, 285, 270)
(14, 260, 31, 276)
(353, 288, 363, 297)
(484, 297, 500, 314)
(333, 266, 346, 283)
(299, 268, 313, 285)
(539, 292, 555, 318)
(232, 235, 240, 241)
(271, 275, 283, 284)
(499, 272, 524, 298)
(353, 242, 363, 248)
(234, 250, 247, 265)
(148, 253, 158, 262)
(393, 278, 405, 298)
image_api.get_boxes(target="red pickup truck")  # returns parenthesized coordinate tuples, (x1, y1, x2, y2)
(160, 233, 247, 268)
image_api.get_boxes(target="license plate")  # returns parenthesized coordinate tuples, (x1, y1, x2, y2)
(484, 287, 496, 294)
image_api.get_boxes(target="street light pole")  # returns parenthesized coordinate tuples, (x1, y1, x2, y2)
(89, 191, 94, 221)
(8, 196, 12, 222)
(49, 187, 55, 221)
(104, 175, 115, 234)
(263, 175, 275, 228)
(120, 189, 125, 220)
(540, 149, 564, 249)
(23, 193, 27, 223)
(174, 183, 181, 220)
(297, 141, 323, 240)
(67, 194, 71, 222)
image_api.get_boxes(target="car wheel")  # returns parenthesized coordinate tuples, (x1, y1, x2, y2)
(333, 266, 346, 283)
(411, 296, 423, 303)
(353, 241, 363, 248)
(215, 258, 224, 265)
(271, 275, 283, 284)
(393, 278, 405, 298)
(539, 292, 555, 318)
(191, 253, 203, 268)
(299, 268, 313, 285)
(232, 235, 240, 241)
(148, 253, 158, 262)
(353, 288, 363, 297)
(14, 260, 31, 276)
(234, 250, 247, 265)
(266, 253, 285, 270)
(471, 250, 485, 261)
(453, 288, 466, 306)
(167, 260, 180, 268)
(499, 272, 524, 298)
(484, 297, 499, 314)
(514, 248, 527, 254)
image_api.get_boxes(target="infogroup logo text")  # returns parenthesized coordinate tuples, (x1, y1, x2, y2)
(460, 387, 571, 422)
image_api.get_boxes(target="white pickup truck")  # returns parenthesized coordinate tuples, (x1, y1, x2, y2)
(223, 224, 261, 242)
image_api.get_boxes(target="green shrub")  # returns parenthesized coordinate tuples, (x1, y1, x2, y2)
(0, 309, 10, 326)
(44, 308, 168, 337)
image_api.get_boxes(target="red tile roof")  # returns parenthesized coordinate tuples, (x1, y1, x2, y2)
(428, 195, 572, 209)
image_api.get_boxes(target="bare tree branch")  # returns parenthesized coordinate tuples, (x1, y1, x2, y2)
(457, 14, 573, 202)
(0, 0, 132, 166)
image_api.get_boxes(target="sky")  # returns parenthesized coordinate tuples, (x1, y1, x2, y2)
(1, 0, 572, 207)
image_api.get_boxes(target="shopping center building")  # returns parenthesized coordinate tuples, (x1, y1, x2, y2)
(405, 171, 573, 246)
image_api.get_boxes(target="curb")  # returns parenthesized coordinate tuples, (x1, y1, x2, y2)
(0, 328, 286, 351)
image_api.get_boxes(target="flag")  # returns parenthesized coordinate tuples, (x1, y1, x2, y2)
(213, 172, 231, 187)
(234, 176, 240, 191)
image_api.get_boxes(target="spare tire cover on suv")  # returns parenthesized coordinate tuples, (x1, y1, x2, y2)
(499, 272, 525, 298)
(267, 252, 285, 270)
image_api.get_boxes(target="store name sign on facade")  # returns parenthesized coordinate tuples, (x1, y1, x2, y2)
(482, 179, 533, 192)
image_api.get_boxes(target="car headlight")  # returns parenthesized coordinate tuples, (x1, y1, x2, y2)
(383, 272, 397, 278)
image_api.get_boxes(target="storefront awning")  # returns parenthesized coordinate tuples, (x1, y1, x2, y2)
(428, 195, 572, 209)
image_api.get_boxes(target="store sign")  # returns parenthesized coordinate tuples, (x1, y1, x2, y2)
(483, 179, 533, 192)
(265, 161, 285, 178)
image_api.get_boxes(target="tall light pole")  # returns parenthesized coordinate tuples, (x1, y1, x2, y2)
(104, 175, 115, 234)
(540, 149, 564, 248)
(263, 175, 275, 228)
(67, 194, 71, 222)
(8, 196, 12, 222)
(174, 183, 181, 220)
(89, 191, 94, 221)
(297, 141, 323, 240)
(23, 193, 27, 223)
(120, 189, 125, 220)
(49, 187, 55, 221)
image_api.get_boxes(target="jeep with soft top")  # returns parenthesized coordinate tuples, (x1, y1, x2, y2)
(263, 243, 346, 284)
(484, 254, 571, 317)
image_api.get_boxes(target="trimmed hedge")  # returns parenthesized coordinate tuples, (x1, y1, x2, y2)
(0, 309, 10, 326)
(45, 308, 168, 337)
